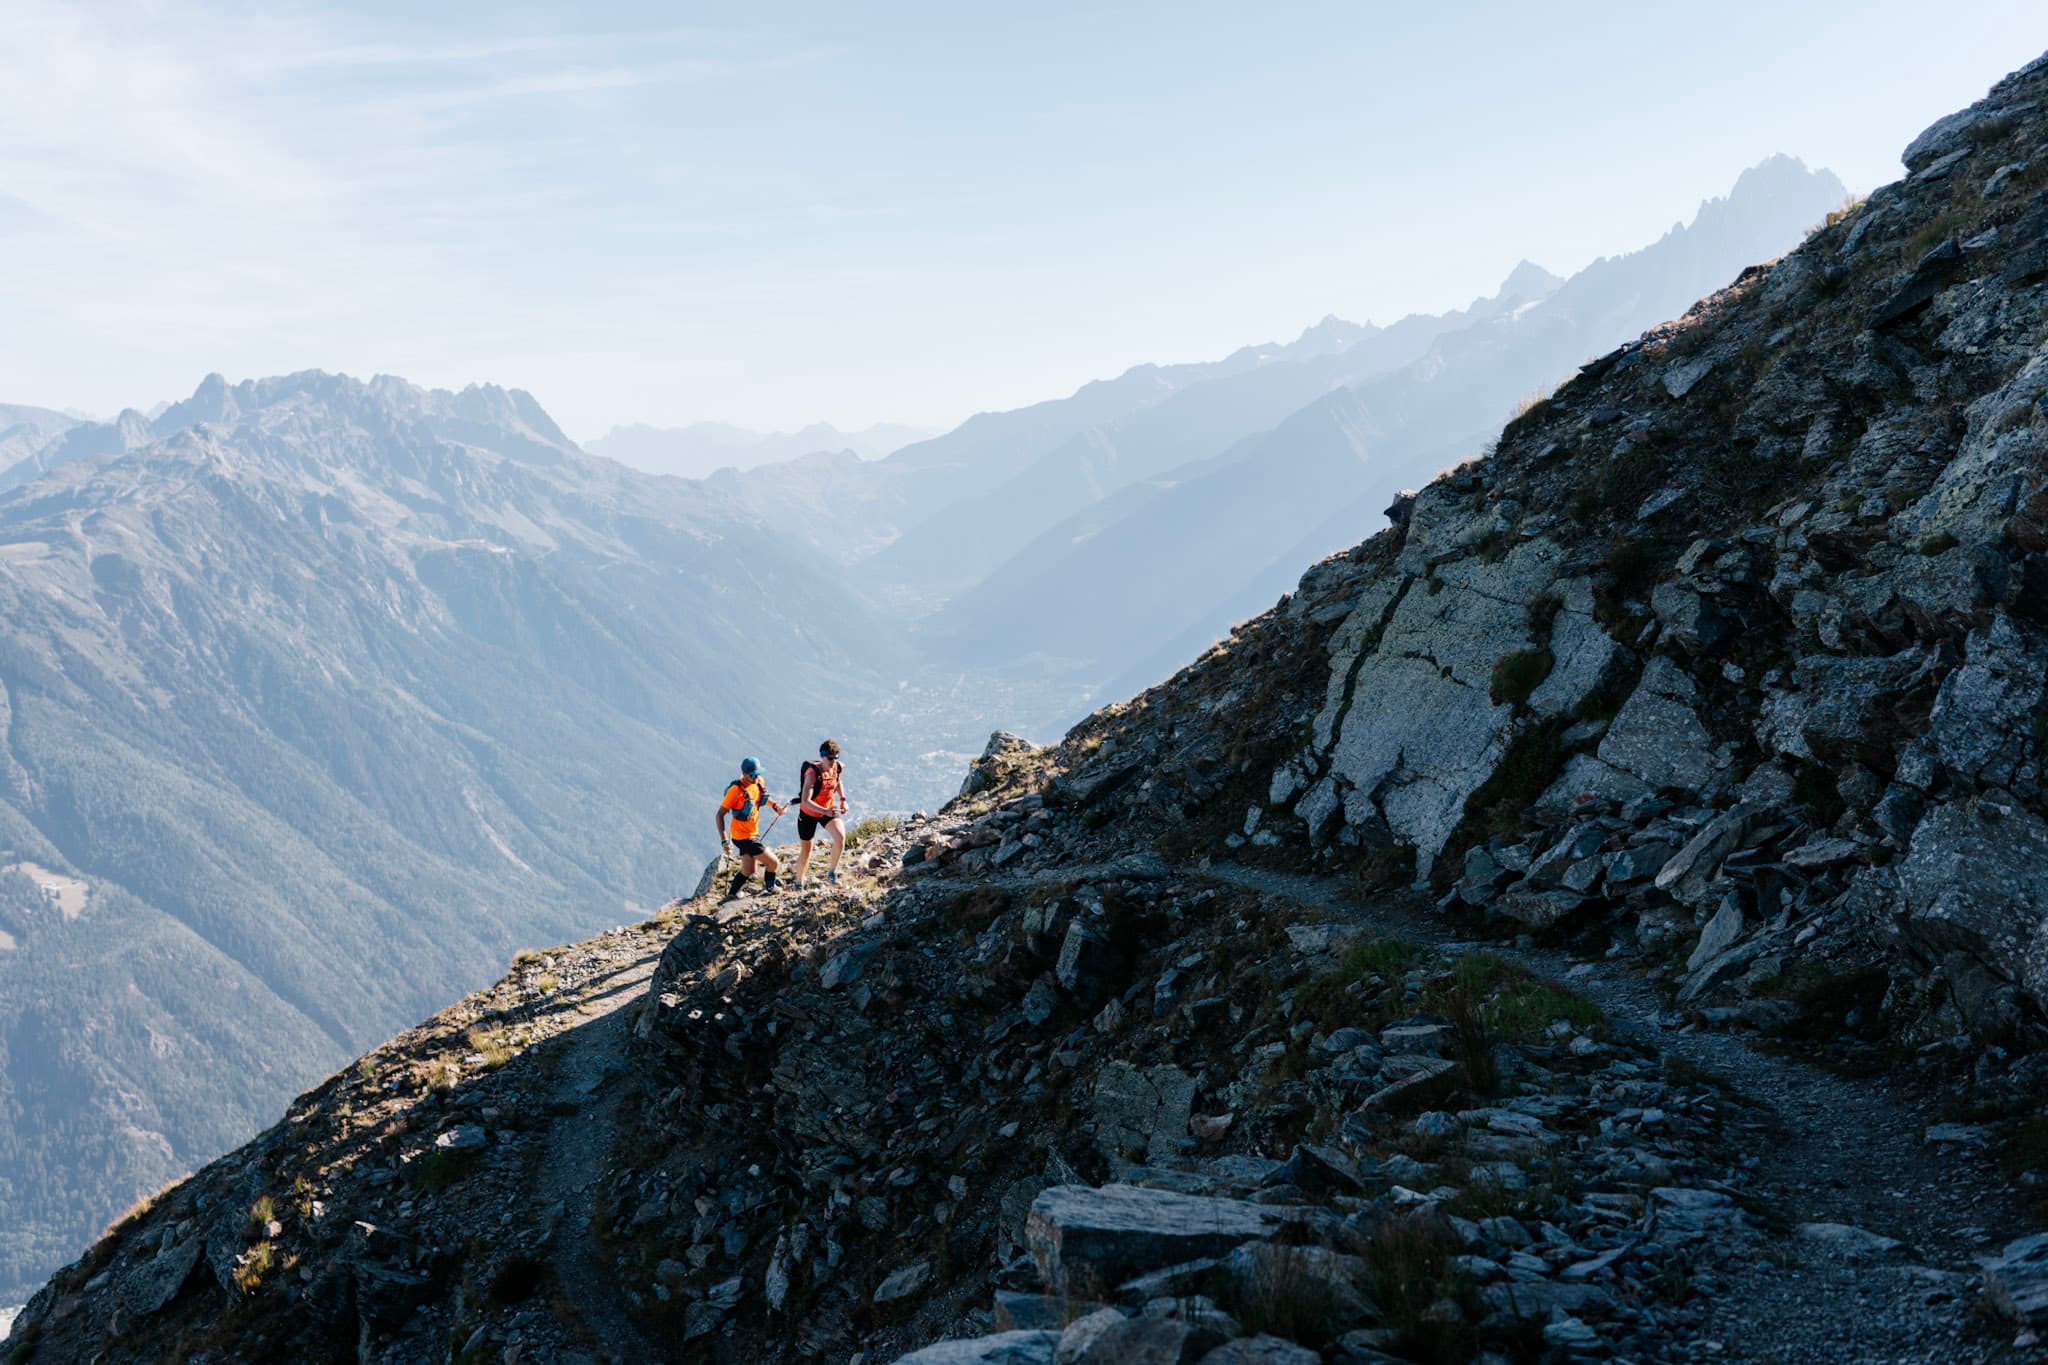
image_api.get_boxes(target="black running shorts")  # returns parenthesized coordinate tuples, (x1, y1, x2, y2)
(732, 838, 766, 857)
(797, 811, 843, 842)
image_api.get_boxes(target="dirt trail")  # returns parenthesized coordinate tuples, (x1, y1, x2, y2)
(1203, 863, 2038, 1363)
(533, 951, 662, 1363)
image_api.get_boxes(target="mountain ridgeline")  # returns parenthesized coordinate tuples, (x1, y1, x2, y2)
(11, 48, 2048, 1365)
(585, 420, 935, 482)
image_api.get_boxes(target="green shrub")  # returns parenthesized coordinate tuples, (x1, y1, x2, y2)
(1363, 1212, 1473, 1358)
(848, 814, 897, 846)
(409, 1148, 478, 1192)
(1605, 536, 1662, 600)
(1221, 1242, 1367, 1345)
(1433, 953, 1603, 1041)
(1489, 649, 1554, 705)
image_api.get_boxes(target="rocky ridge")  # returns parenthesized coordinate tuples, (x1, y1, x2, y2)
(12, 49, 2048, 1365)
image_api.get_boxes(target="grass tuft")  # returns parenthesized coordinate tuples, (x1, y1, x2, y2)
(848, 814, 898, 846)
(1489, 649, 1554, 706)
(231, 1240, 274, 1296)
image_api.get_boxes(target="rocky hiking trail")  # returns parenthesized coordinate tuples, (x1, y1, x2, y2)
(532, 948, 663, 1363)
(1207, 862, 2039, 1361)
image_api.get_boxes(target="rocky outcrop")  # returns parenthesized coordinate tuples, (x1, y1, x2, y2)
(1225, 49, 2048, 1040)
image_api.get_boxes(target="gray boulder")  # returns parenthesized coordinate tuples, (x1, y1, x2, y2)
(1318, 534, 1567, 876)
(116, 1238, 203, 1317)
(1527, 578, 1628, 717)
(1057, 920, 1119, 998)
(893, 1331, 1062, 1365)
(1687, 895, 1746, 972)
(1056, 1308, 1130, 1363)
(1898, 800, 2048, 1013)
(1651, 582, 1731, 652)
(1895, 339, 2048, 545)
(1594, 658, 1722, 795)
(961, 732, 1039, 798)
(1985, 1232, 2048, 1325)
(1093, 1064, 1197, 1168)
(1655, 806, 1755, 905)
(1061, 1316, 1220, 1363)
(1928, 615, 2046, 795)
(1903, 107, 1986, 171)
(873, 1260, 934, 1305)
(1028, 1185, 1294, 1294)
(1197, 1337, 1323, 1365)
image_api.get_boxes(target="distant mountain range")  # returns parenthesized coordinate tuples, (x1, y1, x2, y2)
(918, 156, 1850, 696)
(584, 419, 935, 480)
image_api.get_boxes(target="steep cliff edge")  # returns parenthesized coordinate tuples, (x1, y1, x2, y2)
(13, 49, 2048, 1365)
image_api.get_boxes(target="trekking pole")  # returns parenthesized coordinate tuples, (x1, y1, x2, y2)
(761, 805, 787, 840)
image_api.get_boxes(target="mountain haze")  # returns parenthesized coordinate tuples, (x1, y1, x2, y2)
(585, 420, 934, 481)
(917, 155, 1850, 691)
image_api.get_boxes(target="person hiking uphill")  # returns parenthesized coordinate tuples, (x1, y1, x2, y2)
(792, 738, 850, 890)
(716, 757, 786, 900)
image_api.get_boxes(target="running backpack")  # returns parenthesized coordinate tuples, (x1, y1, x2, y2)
(726, 779, 757, 821)
(799, 759, 837, 811)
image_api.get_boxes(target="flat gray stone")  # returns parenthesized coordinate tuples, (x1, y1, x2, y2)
(1687, 897, 1745, 972)
(1055, 1308, 1129, 1364)
(1320, 537, 1567, 875)
(1538, 754, 1653, 815)
(1093, 1064, 1197, 1168)
(1197, 1335, 1323, 1365)
(1986, 1233, 2048, 1326)
(1794, 1222, 1906, 1261)
(892, 1330, 1061, 1365)
(435, 1124, 487, 1153)
(1596, 658, 1721, 795)
(1663, 357, 1714, 398)
(118, 1237, 203, 1317)
(1655, 806, 1755, 905)
(873, 1260, 933, 1304)
(1928, 615, 2046, 791)
(1898, 801, 2048, 1014)
(1028, 1185, 1293, 1295)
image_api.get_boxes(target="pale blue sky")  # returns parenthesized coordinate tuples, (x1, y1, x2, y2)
(3, 2, 2041, 438)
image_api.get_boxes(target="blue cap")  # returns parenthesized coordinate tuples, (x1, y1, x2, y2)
(740, 756, 759, 776)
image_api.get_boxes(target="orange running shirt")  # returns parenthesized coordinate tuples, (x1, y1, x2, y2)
(722, 778, 769, 840)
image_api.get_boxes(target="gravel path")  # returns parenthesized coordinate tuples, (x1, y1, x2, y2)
(1203, 863, 2040, 1363)
(534, 951, 663, 1363)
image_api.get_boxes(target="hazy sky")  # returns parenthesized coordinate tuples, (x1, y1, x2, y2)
(3, 2, 2041, 438)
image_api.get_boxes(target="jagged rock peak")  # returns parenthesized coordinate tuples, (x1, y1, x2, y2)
(1495, 258, 1564, 304)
